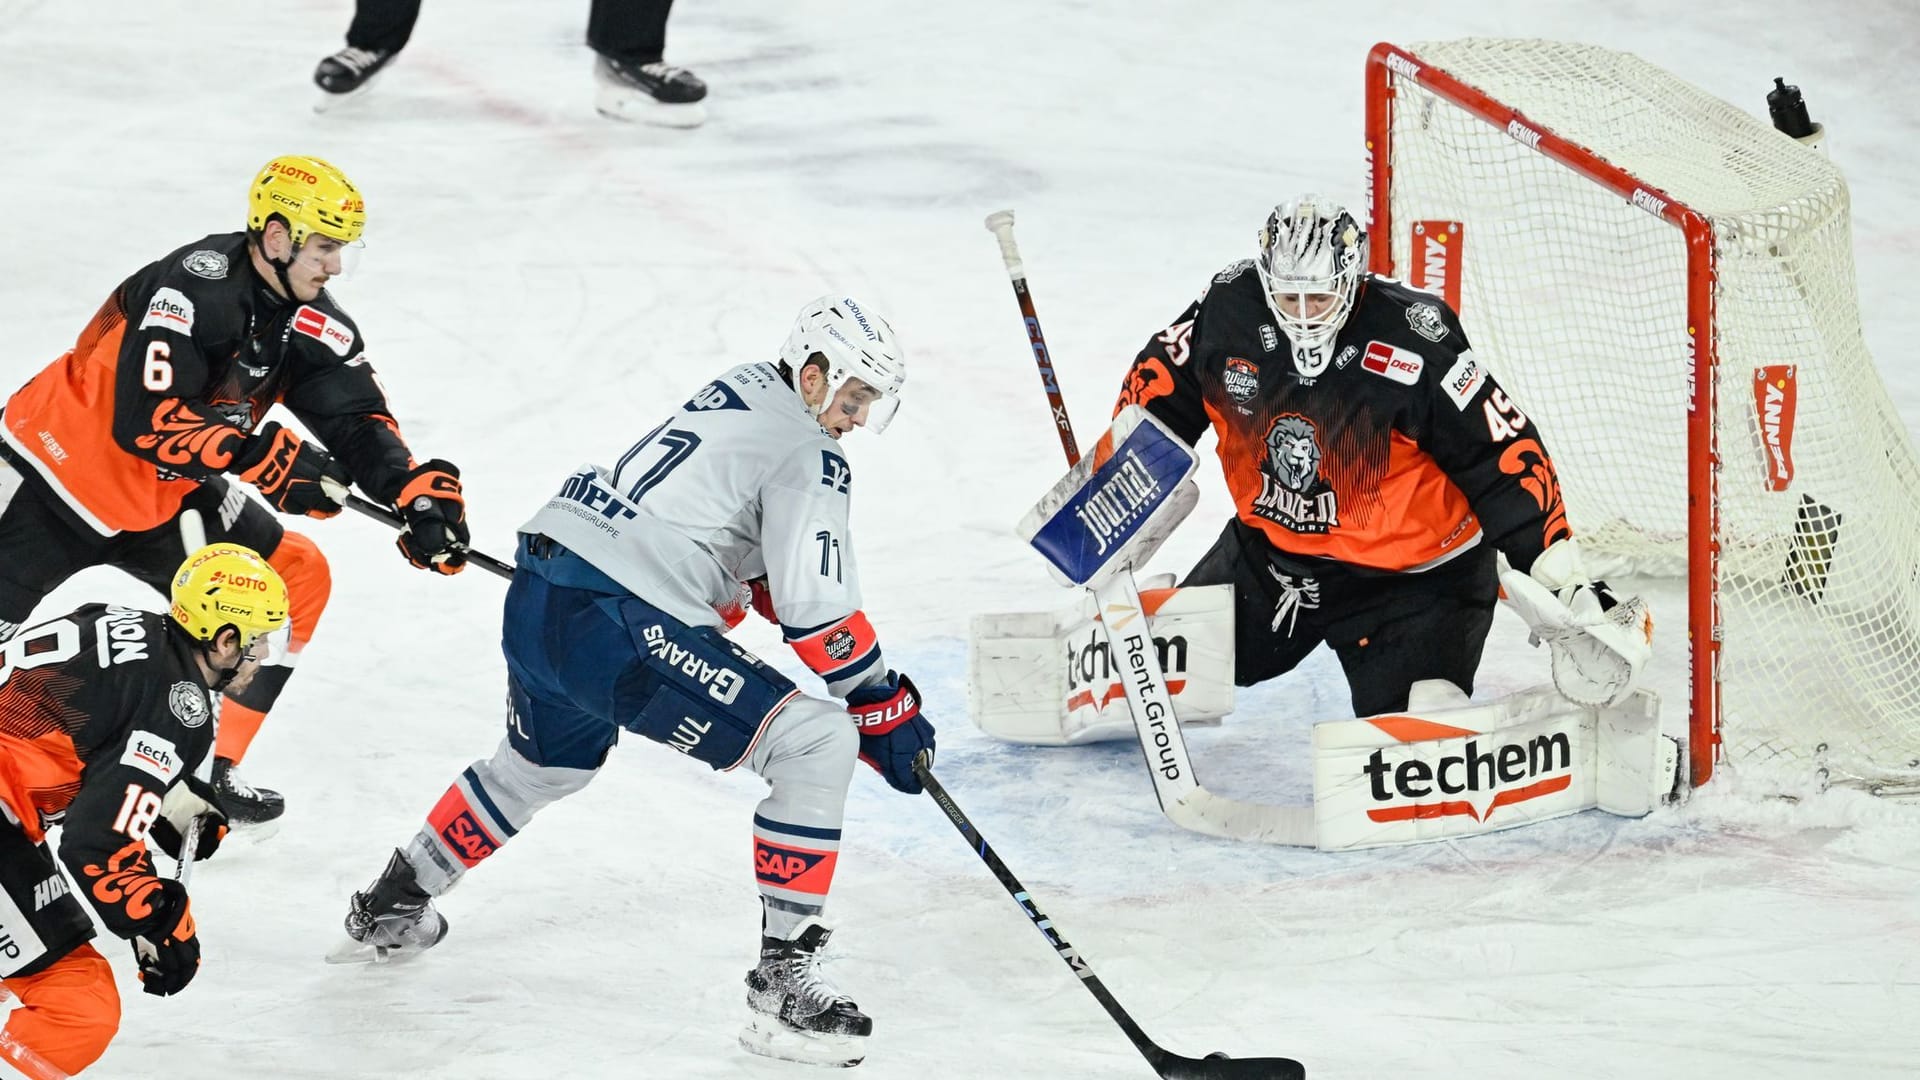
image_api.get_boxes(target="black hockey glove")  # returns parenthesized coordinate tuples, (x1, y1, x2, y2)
(149, 774, 228, 863)
(233, 421, 350, 518)
(846, 672, 936, 795)
(394, 459, 469, 575)
(131, 878, 201, 997)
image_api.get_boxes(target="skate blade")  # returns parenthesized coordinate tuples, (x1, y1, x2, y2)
(313, 74, 385, 115)
(323, 937, 414, 966)
(592, 89, 708, 129)
(739, 1014, 865, 1068)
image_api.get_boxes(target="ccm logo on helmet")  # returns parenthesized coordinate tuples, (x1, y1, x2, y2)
(268, 161, 321, 185)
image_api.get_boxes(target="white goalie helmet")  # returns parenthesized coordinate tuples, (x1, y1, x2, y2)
(779, 294, 906, 433)
(1255, 195, 1368, 377)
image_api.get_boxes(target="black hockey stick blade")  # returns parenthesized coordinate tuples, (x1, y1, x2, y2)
(1150, 1047, 1306, 1080)
(914, 754, 1306, 1080)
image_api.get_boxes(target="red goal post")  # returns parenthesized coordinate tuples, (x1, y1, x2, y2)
(1364, 40, 1920, 793)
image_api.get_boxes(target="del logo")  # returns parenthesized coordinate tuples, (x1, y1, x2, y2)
(1223, 357, 1260, 404)
(1753, 365, 1798, 492)
(1362, 729, 1573, 823)
(1360, 341, 1423, 385)
(291, 306, 355, 356)
(755, 841, 829, 885)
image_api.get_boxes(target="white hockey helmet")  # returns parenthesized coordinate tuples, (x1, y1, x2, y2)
(1256, 195, 1368, 376)
(779, 294, 906, 433)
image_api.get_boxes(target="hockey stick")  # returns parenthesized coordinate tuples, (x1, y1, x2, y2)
(914, 753, 1305, 1079)
(985, 211, 1081, 465)
(984, 219, 1315, 846)
(324, 481, 513, 581)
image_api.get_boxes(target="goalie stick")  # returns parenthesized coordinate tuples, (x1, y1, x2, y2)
(985, 211, 1081, 464)
(914, 753, 1305, 1079)
(985, 216, 1315, 847)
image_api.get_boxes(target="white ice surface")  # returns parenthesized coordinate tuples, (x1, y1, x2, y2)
(3, 1, 1918, 1077)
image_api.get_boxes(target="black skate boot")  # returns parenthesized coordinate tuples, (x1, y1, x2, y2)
(593, 56, 708, 128)
(212, 756, 284, 827)
(332, 850, 449, 965)
(313, 45, 397, 105)
(739, 918, 871, 1067)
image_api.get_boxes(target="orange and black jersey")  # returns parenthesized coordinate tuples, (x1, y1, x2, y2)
(2, 231, 416, 534)
(0, 606, 213, 935)
(1117, 263, 1570, 575)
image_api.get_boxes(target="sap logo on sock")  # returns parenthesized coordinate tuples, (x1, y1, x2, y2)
(438, 811, 498, 865)
(32, 874, 70, 912)
(754, 842, 830, 886)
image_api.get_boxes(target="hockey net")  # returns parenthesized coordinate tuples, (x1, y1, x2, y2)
(1366, 39, 1920, 793)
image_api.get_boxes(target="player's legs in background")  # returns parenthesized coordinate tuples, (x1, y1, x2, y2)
(589, 0, 708, 126)
(1327, 546, 1499, 716)
(0, 816, 118, 1077)
(1179, 518, 1326, 686)
(0, 453, 109, 645)
(115, 480, 331, 827)
(313, 0, 422, 100)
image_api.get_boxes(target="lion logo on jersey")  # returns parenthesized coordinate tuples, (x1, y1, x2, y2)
(1265, 415, 1320, 493)
(1251, 414, 1339, 533)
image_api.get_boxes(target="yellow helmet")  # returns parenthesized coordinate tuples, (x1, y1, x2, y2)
(247, 155, 366, 247)
(170, 544, 290, 650)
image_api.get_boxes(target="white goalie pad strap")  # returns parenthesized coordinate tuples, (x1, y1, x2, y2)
(1017, 405, 1200, 590)
(1311, 681, 1675, 851)
(1499, 566, 1652, 708)
(968, 583, 1235, 745)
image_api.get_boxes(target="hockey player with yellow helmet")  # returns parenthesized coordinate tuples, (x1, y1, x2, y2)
(0, 545, 285, 1076)
(0, 156, 470, 826)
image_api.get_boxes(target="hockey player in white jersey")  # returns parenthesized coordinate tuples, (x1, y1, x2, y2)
(337, 295, 935, 1068)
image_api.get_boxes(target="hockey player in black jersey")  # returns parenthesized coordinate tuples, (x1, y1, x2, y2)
(0, 545, 287, 1076)
(0, 155, 471, 825)
(1117, 195, 1650, 715)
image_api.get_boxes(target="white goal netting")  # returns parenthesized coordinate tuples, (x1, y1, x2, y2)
(1376, 39, 1920, 790)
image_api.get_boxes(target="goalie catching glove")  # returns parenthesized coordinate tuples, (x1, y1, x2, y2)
(846, 671, 936, 795)
(1500, 538, 1653, 708)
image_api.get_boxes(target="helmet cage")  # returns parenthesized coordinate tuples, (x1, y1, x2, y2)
(1255, 197, 1367, 376)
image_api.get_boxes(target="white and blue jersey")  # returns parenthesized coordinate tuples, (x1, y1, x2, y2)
(521, 362, 885, 697)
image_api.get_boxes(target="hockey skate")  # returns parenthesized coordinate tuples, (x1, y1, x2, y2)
(212, 756, 284, 828)
(329, 850, 449, 965)
(593, 56, 709, 128)
(313, 45, 396, 111)
(739, 918, 871, 1068)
